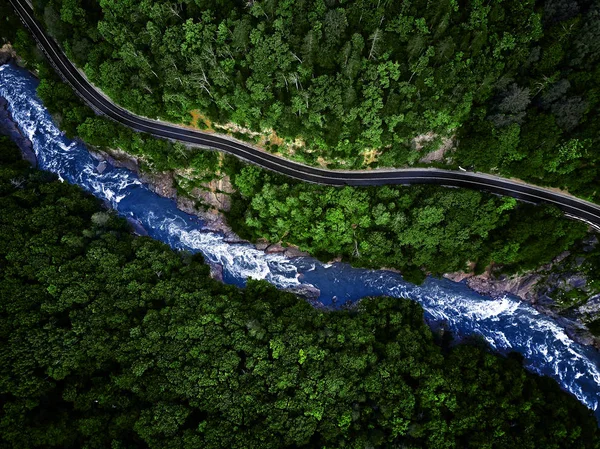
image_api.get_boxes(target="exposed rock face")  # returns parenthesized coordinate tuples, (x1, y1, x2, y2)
(188, 176, 235, 212)
(173, 195, 231, 235)
(209, 263, 224, 282)
(413, 131, 454, 163)
(0, 44, 16, 66)
(554, 316, 598, 347)
(445, 251, 572, 303)
(265, 243, 286, 254)
(96, 161, 108, 174)
(92, 149, 237, 235)
(465, 272, 543, 302)
(444, 271, 473, 284)
(583, 235, 598, 252)
(255, 240, 270, 251)
(577, 294, 600, 322)
(126, 217, 148, 236)
(283, 284, 321, 302)
(140, 171, 177, 199)
(445, 245, 600, 348)
(566, 275, 587, 290)
(89, 147, 139, 172)
(283, 246, 310, 258)
(262, 242, 310, 258)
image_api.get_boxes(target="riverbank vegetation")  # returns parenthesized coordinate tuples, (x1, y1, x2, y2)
(17, 0, 600, 203)
(0, 4, 212, 173)
(0, 1, 595, 282)
(227, 163, 587, 283)
(1, 136, 599, 448)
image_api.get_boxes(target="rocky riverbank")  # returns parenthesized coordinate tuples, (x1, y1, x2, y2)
(0, 44, 16, 66)
(444, 237, 600, 348)
(101, 144, 600, 348)
(86, 146, 311, 275)
(5, 106, 600, 346)
(2, 53, 599, 348)
(0, 46, 37, 165)
(88, 147, 238, 237)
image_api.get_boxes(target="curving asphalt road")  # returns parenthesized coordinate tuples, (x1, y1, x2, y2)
(8, 0, 600, 230)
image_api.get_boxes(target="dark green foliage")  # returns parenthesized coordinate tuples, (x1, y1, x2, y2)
(227, 165, 588, 280)
(454, 1, 600, 201)
(31, 64, 201, 171)
(0, 2, 22, 46)
(1, 23, 203, 172)
(589, 319, 600, 336)
(1, 1, 592, 281)
(1, 3, 42, 68)
(17, 0, 600, 199)
(548, 233, 600, 311)
(27, 0, 543, 167)
(1, 137, 599, 448)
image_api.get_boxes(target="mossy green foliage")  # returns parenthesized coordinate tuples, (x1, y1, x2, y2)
(227, 164, 588, 282)
(1, 137, 599, 448)
(1, 8, 592, 284)
(22, 0, 600, 193)
(1, 19, 219, 174)
(451, 1, 600, 200)
(31, 59, 219, 172)
(26, 0, 543, 167)
(547, 238, 600, 313)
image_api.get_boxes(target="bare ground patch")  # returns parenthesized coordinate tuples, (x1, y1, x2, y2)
(413, 132, 455, 163)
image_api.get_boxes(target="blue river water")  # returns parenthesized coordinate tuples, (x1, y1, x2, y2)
(1, 62, 600, 418)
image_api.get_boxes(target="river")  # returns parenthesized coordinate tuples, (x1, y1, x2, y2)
(1, 62, 600, 419)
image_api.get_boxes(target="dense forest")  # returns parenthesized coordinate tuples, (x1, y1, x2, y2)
(0, 1, 596, 282)
(3, 2, 600, 446)
(14, 0, 599, 202)
(227, 162, 588, 282)
(1, 136, 599, 448)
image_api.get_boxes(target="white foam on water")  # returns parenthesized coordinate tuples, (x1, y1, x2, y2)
(2, 62, 600, 419)
(486, 299, 596, 409)
(411, 288, 522, 327)
(176, 225, 302, 289)
(377, 278, 600, 412)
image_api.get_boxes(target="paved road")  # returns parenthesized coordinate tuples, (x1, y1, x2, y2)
(9, 0, 600, 230)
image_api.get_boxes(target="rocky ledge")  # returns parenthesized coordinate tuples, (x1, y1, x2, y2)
(0, 44, 16, 66)
(444, 239, 600, 349)
(88, 147, 236, 236)
(88, 148, 311, 266)
(256, 240, 310, 259)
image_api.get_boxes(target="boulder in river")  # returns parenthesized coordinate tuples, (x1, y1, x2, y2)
(283, 284, 321, 301)
(265, 243, 286, 254)
(96, 161, 108, 174)
(126, 217, 148, 236)
(284, 246, 310, 258)
(0, 44, 16, 66)
(255, 240, 270, 251)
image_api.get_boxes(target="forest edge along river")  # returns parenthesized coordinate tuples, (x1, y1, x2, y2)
(2, 62, 600, 421)
(7, 0, 600, 232)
